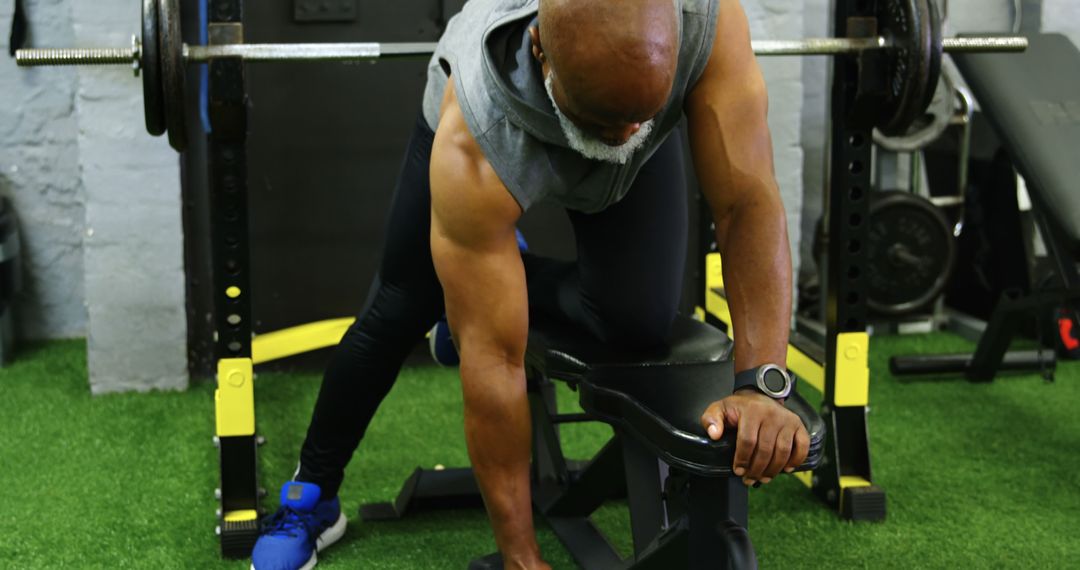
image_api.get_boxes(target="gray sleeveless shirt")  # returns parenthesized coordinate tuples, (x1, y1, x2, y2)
(422, 0, 719, 213)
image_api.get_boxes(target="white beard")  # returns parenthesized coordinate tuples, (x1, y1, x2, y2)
(545, 74, 654, 165)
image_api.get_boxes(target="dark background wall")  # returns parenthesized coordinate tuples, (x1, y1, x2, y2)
(182, 0, 703, 377)
(242, 0, 460, 336)
(185, 0, 470, 376)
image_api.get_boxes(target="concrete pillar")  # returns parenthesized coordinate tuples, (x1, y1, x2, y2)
(71, 0, 188, 393)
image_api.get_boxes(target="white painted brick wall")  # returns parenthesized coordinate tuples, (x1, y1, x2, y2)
(745, 0, 805, 282)
(1043, 0, 1080, 50)
(0, 0, 85, 339)
(1, 0, 186, 391)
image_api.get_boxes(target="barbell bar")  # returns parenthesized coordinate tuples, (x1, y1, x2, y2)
(14, 0, 1027, 152)
(15, 37, 1027, 67)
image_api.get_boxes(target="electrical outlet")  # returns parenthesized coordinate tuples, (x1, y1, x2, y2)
(294, 0, 357, 23)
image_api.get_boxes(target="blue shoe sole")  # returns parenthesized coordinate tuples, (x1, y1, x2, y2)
(250, 512, 347, 570)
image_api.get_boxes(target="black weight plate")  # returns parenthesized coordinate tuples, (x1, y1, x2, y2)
(920, 0, 944, 118)
(159, 0, 187, 152)
(865, 191, 955, 316)
(141, 0, 166, 137)
(877, 0, 936, 136)
(873, 75, 954, 152)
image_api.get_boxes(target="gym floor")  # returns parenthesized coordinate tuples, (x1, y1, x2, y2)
(2, 332, 1078, 569)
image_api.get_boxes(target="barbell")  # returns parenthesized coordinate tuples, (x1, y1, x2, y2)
(17, 0, 1026, 153)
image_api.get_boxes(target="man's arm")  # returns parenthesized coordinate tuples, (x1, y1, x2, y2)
(429, 84, 548, 568)
(686, 0, 809, 484)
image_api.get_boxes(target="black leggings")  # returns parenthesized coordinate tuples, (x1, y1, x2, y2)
(297, 116, 688, 498)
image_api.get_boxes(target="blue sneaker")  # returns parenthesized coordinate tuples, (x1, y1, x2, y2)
(429, 229, 528, 367)
(250, 482, 347, 570)
(429, 317, 460, 367)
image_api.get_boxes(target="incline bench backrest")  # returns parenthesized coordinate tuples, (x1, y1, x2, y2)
(953, 34, 1080, 256)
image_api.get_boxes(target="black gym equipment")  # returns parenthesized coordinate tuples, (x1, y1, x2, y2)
(15, 0, 1025, 152)
(891, 34, 1080, 381)
(157, 0, 186, 151)
(207, 0, 258, 555)
(8, 0, 27, 57)
(362, 315, 825, 569)
(12, 0, 1028, 558)
(140, 0, 165, 137)
(0, 198, 20, 366)
(875, 0, 943, 136)
(813, 191, 956, 317)
(864, 192, 955, 315)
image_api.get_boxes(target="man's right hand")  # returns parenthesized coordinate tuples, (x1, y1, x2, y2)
(430, 81, 551, 570)
(699, 390, 810, 486)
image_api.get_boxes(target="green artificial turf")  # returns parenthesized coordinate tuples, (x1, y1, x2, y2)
(1, 334, 1078, 569)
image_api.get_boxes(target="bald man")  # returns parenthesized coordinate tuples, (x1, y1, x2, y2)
(251, 1, 809, 569)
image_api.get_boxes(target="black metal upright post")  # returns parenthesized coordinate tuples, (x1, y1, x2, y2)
(207, 0, 260, 557)
(812, 0, 886, 521)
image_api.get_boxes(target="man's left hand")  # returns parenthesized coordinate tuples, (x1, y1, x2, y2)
(700, 391, 810, 486)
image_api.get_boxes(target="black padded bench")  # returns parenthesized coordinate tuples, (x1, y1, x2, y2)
(526, 314, 825, 569)
(892, 34, 1080, 379)
(363, 314, 825, 569)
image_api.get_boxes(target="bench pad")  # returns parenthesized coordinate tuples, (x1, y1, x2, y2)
(526, 315, 826, 476)
(954, 34, 1080, 253)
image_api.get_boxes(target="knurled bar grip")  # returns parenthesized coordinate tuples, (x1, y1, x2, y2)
(15, 36, 1028, 67)
(17, 46, 138, 66)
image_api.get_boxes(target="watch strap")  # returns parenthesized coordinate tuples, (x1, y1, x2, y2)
(733, 367, 762, 394)
(733, 365, 793, 399)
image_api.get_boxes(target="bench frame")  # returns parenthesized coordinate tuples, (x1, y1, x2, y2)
(360, 365, 757, 569)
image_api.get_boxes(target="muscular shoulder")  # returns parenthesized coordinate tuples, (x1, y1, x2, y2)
(687, 0, 765, 109)
(435, 83, 492, 177)
(431, 82, 522, 247)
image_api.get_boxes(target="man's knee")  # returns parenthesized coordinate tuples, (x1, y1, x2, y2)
(591, 306, 677, 350)
(356, 280, 442, 337)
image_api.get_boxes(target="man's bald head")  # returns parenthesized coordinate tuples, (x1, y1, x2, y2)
(532, 0, 679, 143)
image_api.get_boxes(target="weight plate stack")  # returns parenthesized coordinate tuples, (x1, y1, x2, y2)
(141, 0, 166, 136)
(159, 0, 187, 152)
(919, 0, 944, 118)
(874, 63, 954, 152)
(864, 191, 955, 316)
(877, 0, 941, 136)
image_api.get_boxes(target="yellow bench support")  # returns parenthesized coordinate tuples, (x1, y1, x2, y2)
(251, 317, 356, 365)
(215, 358, 254, 437)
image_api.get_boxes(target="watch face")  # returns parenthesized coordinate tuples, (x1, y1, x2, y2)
(762, 368, 788, 393)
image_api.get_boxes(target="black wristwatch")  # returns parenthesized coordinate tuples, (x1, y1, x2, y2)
(733, 364, 793, 400)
